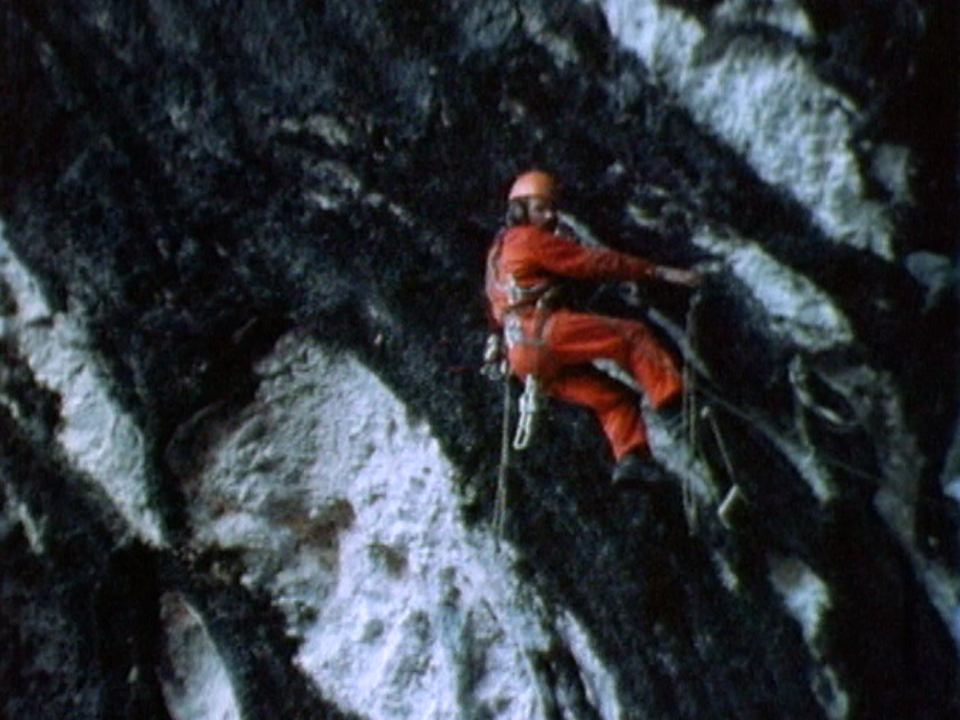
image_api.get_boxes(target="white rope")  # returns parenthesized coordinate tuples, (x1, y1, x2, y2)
(703, 405, 736, 481)
(512, 375, 541, 451)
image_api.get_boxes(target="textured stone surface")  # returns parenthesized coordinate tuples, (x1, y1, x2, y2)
(1, 1, 958, 719)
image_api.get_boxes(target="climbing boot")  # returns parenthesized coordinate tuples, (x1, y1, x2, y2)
(612, 452, 664, 485)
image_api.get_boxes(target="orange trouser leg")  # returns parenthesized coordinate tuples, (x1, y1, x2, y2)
(547, 366, 647, 461)
(543, 310, 683, 408)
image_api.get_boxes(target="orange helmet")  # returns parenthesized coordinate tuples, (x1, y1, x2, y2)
(508, 170, 558, 202)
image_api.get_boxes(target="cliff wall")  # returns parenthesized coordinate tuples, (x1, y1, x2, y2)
(1, 1, 958, 718)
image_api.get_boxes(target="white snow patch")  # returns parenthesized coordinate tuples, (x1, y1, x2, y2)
(768, 554, 831, 648)
(15, 500, 47, 554)
(813, 666, 851, 720)
(694, 232, 854, 352)
(556, 611, 624, 720)
(714, 0, 814, 40)
(598, 0, 895, 257)
(870, 144, 913, 205)
(869, 381, 923, 546)
(768, 555, 849, 720)
(159, 592, 241, 720)
(712, 551, 741, 594)
(946, 476, 960, 506)
(0, 225, 164, 546)
(186, 332, 569, 720)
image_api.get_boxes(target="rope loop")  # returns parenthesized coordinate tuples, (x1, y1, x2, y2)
(512, 375, 541, 451)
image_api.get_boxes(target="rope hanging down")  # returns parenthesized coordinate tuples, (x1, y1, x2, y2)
(493, 368, 512, 545)
(680, 289, 753, 529)
(677, 288, 745, 531)
(682, 361, 700, 532)
(494, 372, 543, 547)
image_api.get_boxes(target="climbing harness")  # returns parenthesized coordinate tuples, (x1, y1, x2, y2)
(503, 305, 548, 454)
(485, 230, 553, 317)
(498, 262, 555, 453)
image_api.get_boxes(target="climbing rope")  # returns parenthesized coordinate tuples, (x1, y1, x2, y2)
(702, 404, 750, 529)
(681, 362, 700, 533)
(493, 368, 512, 547)
(493, 372, 543, 548)
(681, 289, 744, 531)
(703, 405, 736, 483)
(680, 296, 705, 533)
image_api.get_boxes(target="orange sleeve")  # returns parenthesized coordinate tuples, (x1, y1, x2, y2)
(524, 227, 656, 282)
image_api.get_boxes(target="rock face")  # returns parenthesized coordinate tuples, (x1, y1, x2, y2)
(1, 1, 958, 719)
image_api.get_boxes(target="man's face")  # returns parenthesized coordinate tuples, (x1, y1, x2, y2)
(526, 196, 558, 231)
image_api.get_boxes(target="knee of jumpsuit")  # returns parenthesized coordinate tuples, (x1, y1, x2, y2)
(546, 367, 648, 461)
(542, 311, 683, 408)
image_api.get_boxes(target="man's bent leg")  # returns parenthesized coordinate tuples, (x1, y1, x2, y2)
(546, 367, 647, 461)
(545, 311, 682, 409)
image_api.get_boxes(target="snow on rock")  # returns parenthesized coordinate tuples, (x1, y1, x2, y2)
(713, 0, 814, 39)
(768, 555, 849, 720)
(768, 554, 831, 650)
(159, 592, 242, 720)
(555, 610, 625, 720)
(0, 223, 165, 546)
(598, 0, 895, 257)
(693, 230, 854, 353)
(184, 331, 594, 720)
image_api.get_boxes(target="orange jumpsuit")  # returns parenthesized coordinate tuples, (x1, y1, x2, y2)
(486, 225, 683, 460)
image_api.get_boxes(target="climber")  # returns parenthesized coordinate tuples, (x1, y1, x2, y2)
(485, 170, 700, 484)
